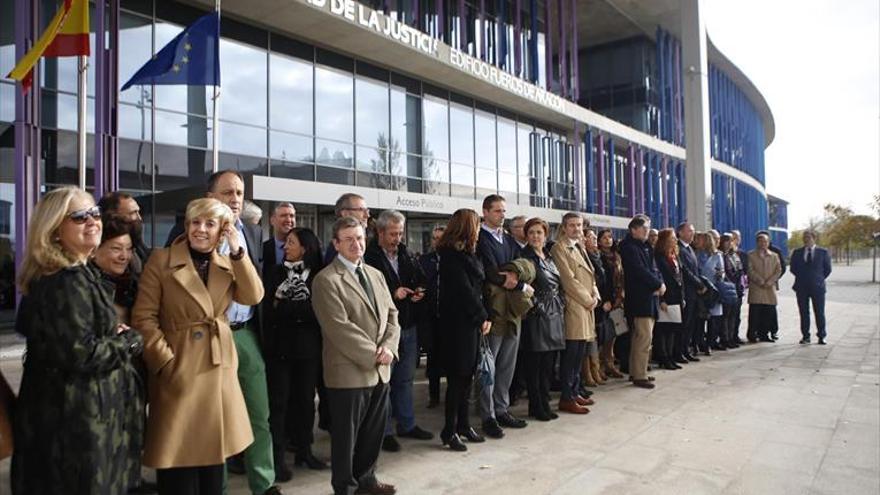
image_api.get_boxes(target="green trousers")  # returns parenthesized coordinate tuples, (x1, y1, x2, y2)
(229, 325, 275, 494)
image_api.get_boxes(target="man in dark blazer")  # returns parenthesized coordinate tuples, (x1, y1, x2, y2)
(619, 215, 664, 389)
(312, 216, 399, 495)
(163, 171, 278, 493)
(262, 202, 297, 277)
(364, 210, 433, 452)
(676, 222, 706, 362)
(476, 194, 530, 438)
(790, 230, 832, 345)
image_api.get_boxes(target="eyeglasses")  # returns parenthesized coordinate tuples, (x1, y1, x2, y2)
(67, 206, 101, 224)
(344, 207, 369, 213)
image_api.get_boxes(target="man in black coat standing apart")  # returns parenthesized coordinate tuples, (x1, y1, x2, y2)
(676, 222, 706, 362)
(619, 215, 665, 389)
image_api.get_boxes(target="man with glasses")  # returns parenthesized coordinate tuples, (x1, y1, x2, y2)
(324, 193, 371, 265)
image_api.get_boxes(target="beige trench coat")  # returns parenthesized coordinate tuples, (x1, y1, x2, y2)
(132, 237, 264, 468)
(747, 249, 782, 305)
(551, 239, 599, 341)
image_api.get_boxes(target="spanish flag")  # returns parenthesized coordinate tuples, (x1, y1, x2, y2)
(5, 0, 90, 93)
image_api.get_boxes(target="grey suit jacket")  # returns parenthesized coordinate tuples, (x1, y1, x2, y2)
(312, 257, 400, 389)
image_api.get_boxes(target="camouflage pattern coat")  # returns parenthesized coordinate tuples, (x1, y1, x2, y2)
(12, 263, 145, 495)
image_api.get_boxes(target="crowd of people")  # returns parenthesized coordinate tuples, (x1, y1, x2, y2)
(5, 171, 832, 495)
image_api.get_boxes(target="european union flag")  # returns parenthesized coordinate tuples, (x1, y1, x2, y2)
(121, 12, 220, 91)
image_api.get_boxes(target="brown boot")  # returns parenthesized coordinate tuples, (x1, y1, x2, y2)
(593, 355, 608, 382)
(601, 353, 624, 379)
(558, 399, 590, 414)
(581, 358, 597, 387)
(587, 355, 605, 385)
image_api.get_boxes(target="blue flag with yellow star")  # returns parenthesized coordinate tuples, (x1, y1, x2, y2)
(121, 11, 219, 91)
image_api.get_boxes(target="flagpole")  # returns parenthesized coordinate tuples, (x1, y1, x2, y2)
(77, 53, 88, 189)
(211, 0, 221, 173)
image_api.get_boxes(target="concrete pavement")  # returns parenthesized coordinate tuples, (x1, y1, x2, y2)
(1, 259, 877, 494)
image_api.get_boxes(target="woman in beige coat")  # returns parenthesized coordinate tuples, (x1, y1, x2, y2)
(747, 232, 782, 343)
(132, 198, 264, 493)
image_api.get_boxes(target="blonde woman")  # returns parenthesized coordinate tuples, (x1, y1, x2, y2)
(12, 187, 144, 495)
(132, 198, 264, 494)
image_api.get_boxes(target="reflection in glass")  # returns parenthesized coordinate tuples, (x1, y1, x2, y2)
(154, 143, 210, 191)
(391, 85, 421, 155)
(474, 109, 496, 171)
(118, 12, 153, 105)
(422, 94, 448, 163)
(270, 131, 313, 163)
(0, 83, 14, 123)
(422, 157, 449, 183)
(118, 138, 152, 192)
(316, 65, 353, 142)
(355, 76, 389, 150)
(270, 53, 313, 134)
(41, 92, 95, 133)
(356, 145, 392, 174)
(153, 22, 211, 116)
(475, 167, 496, 192)
(499, 172, 517, 194)
(219, 38, 267, 125)
(315, 139, 353, 168)
(220, 121, 267, 157)
(498, 117, 517, 173)
(449, 102, 473, 165)
(155, 111, 210, 149)
(119, 103, 152, 141)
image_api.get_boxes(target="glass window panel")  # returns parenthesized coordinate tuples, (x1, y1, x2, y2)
(406, 154, 422, 179)
(118, 103, 152, 141)
(315, 65, 353, 142)
(451, 163, 473, 186)
(154, 143, 210, 191)
(153, 22, 211, 116)
(0, 0, 14, 76)
(218, 152, 267, 177)
(315, 139, 353, 168)
(0, 83, 13, 123)
(356, 145, 390, 173)
(118, 12, 153, 105)
(155, 111, 210, 148)
(422, 94, 448, 162)
(475, 167, 496, 191)
(422, 157, 449, 183)
(316, 165, 354, 185)
(41, 92, 95, 133)
(498, 116, 517, 172)
(118, 138, 152, 191)
(220, 121, 267, 157)
(391, 86, 421, 155)
(474, 109, 496, 171)
(270, 53, 313, 134)
(449, 102, 473, 165)
(499, 172, 517, 194)
(219, 38, 267, 125)
(355, 75, 389, 149)
(270, 131, 313, 163)
(41, 130, 94, 187)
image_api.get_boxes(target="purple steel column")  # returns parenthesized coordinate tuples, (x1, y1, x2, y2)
(94, 0, 105, 198)
(638, 148, 645, 213)
(108, 0, 120, 191)
(627, 145, 636, 215)
(572, 123, 581, 209)
(544, 0, 552, 90)
(596, 134, 605, 214)
(559, 0, 566, 97)
(514, 0, 521, 77)
(570, 0, 578, 100)
(662, 158, 669, 227)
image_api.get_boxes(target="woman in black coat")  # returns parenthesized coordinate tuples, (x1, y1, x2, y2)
(520, 218, 566, 421)
(437, 209, 491, 452)
(654, 229, 685, 370)
(264, 227, 328, 480)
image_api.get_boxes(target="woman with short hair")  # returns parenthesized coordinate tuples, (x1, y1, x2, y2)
(747, 233, 783, 343)
(12, 186, 144, 495)
(132, 197, 264, 493)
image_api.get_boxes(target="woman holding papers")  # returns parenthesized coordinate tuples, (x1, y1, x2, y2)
(654, 229, 685, 371)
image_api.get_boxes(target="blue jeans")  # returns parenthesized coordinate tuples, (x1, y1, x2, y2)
(386, 326, 418, 435)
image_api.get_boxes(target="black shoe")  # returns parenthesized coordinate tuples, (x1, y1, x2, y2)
(482, 418, 505, 439)
(457, 427, 485, 443)
(381, 435, 401, 452)
(548, 411, 559, 420)
(684, 354, 700, 362)
(771, 334, 779, 341)
(674, 356, 689, 364)
(226, 454, 245, 475)
(440, 432, 467, 452)
(275, 459, 293, 482)
(818, 338, 827, 345)
(800, 338, 811, 344)
(662, 361, 678, 370)
(398, 425, 434, 440)
(294, 450, 328, 470)
(263, 487, 284, 495)
(127, 480, 158, 494)
(759, 336, 774, 343)
(496, 412, 528, 429)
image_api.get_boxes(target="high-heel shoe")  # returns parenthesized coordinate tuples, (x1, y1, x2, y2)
(457, 427, 485, 443)
(441, 431, 467, 451)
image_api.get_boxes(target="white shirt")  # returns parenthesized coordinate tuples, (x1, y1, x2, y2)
(804, 246, 814, 262)
(337, 254, 363, 275)
(481, 223, 505, 244)
(219, 220, 254, 324)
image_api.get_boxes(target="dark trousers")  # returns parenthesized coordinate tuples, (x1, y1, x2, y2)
(614, 332, 631, 374)
(796, 291, 827, 339)
(327, 383, 389, 495)
(426, 349, 442, 401)
(156, 465, 223, 495)
(267, 356, 320, 461)
(722, 303, 740, 344)
(653, 323, 678, 363)
(748, 304, 779, 341)
(443, 373, 474, 434)
(560, 340, 586, 401)
(693, 318, 708, 352)
(679, 300, 696, 356)
(522, 350, 554, 417)
(708, 315, 724, 347)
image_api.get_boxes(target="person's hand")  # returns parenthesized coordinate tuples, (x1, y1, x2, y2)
(523, 284, 535, 298)
(223, 224, 240, 253)
(394, 287, 414, 301)
(658, 283, 666, 296)
(500, 271, 518, 290)
(116, 323, 131, 335)
(375, 346, 394, 365)
(410, 288, 426, 303)
(480, 320, 492, 335)
(660, 302, 668, 312)
(697, 286, 707, 295)
(603, 301, 612, 312)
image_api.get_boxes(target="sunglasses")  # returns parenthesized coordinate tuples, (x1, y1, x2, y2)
(67, 206, 102, 224)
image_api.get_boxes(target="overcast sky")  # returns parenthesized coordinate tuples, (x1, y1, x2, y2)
(704, 0, 879, 229)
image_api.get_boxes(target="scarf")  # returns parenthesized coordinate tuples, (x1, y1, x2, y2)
(275, 260, 311, 302)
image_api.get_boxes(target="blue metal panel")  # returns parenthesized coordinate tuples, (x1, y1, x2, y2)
(584, 128, 593, 212)
(529, 0, 539, 83)
(608, 138, 616, 215)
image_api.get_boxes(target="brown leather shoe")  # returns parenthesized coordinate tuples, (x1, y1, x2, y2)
(632, 379, 656, 389)
(355, 482, 397, 495)
(575, 395, 595, 406)
(558, 399, 590, 414)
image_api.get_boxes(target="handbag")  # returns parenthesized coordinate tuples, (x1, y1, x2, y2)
(658, 304, 682, 323)
(718, 279, 738, 305)
(477, 334, 495, 388)
(609, 308, 629, 336)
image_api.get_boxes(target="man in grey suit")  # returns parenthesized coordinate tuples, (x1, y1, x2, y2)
(312, 216, 400, 495)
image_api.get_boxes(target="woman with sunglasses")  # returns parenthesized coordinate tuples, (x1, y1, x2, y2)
(12, 187, 145, 495)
